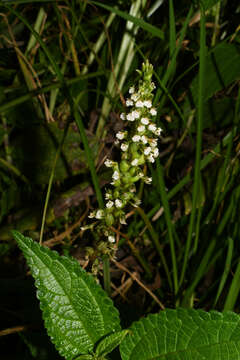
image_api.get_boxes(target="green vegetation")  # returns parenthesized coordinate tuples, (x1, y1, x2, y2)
(1, 0, 240, 358)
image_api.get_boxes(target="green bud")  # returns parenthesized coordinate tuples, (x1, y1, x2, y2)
(129, 167, 136, 176)
(106, 213, 114, 227)
(113, 190, 119, 198)
(120, 160, 130, 172)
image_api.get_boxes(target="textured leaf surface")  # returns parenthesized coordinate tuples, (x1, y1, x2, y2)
(13, 231, 120, 360)
(95, 330, 129, 357)
(120, 308, 240, 360)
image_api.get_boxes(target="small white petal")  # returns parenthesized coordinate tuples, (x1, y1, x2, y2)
(108, 235, 115, 243)
(145, 177, 152, 184)
(137, 125, 145, 133)
(144, 100, 152, 108)
(116, 131, 125, 140)
(153, 148, 159, 157)
(126, 113, 134, 121)
(129, 86, 135, 94)
(155, 127, 162, 136)
(112, 171, 120, 180)
(132, 110, 140, 119)
(115, 199, 123, 208)
(141, 135, 148, 144)
(141, 117, 149, 125)
(106, 200, 114, 208)
(88, 212, 95, 218)
(120, 113, 126, 120)
(131, 159, 138, 166)
(136, 100, 144, 108)
(121, 143, 129, 152)
(132, 135, 141, 142)
(126, 99, 134, 107)
(144, 147, 152, 155)
(131, 93, 139, 102)
(96, 210, 104, 219)
(148, 155, 155, 163)
(148, 123, 156, 132)
(104, 159, 114, 167)
(150, 108, 157, 116)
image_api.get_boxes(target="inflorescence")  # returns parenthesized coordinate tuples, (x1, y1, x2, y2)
(88, 61, 162, 246)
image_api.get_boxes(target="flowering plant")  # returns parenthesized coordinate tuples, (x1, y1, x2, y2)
(88, 61, 162, 249)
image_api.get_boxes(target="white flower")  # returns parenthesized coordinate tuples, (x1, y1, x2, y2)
(105, 192, 111, 199)
(120, 113, 126, 120)
(144, 100, 152, 108)
(129, 86, 135, 94)
(120, 217, 127, 225)
(126, 113, 134, 121)
(155, 127, 162, 136)
(112, 171, 120, 181)
(131, 93, 139, 102)
(132, 110, 140, 119)
(108, 235, 115, 243)
(138, 172, 144, 178)
(150, 139, 158, 147)
(132, 135, 141, 142)
(96, 210, 104, 219)
(115, 199, 123, 208)
(88, 212, 95, 218)
(144, 147, 152, 155)
(145, 177, 152, 184)
(141, 135, 148, 144)
(126, 99, 134, 107)
(153, 148, 159, 157)
(137, 125, 145, 133)
(141, 117, 149, 125)
(148, 123, 156, 132)
(131, 159, 138, 166)
(104, 159, 114, 167)
(106, 200, 114, 208)
(129, 186, 136, 193)
(121, 143, 128, 152)
(148, 155, 155, 163)
(132, 198, 141, 207)
(116, 131, 125, 140)
(136, 100, 144, 108)
(150, 108, 157, 116)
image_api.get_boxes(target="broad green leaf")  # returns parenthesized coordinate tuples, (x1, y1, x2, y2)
(91, 1, 164, 40)
(74, 356, 93, 360)
(13, 231, 121, 360)
(190, 43, 240, 105)
(120, 308, 240, 360)
(95, 330, 129, 358)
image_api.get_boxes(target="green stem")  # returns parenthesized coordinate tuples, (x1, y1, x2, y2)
(156, 159, 178, 294)
(180, 6, 206, 286)
(136, 207, 172, 290)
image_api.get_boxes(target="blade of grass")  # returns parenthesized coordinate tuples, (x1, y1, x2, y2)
(156, 159, 178, 295)
(0, 71, 104, 114)
(96, 0, 143, 139)
(224, 258, 240, 311)
(181, 237, 216, 307)
(179, 5, 206, 286)
(91, 1, 164, 40)
(136, 207, 173, 290)
(214, 237, 233, 307)
(169, 0, 176, 74)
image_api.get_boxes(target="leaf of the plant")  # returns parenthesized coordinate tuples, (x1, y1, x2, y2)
(190, 43, 240, 105)
(120, 308, 240, 360)
(13, 231, 121, 360)
(95, 330, 129, 358)
(91, 1, 164, 40)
